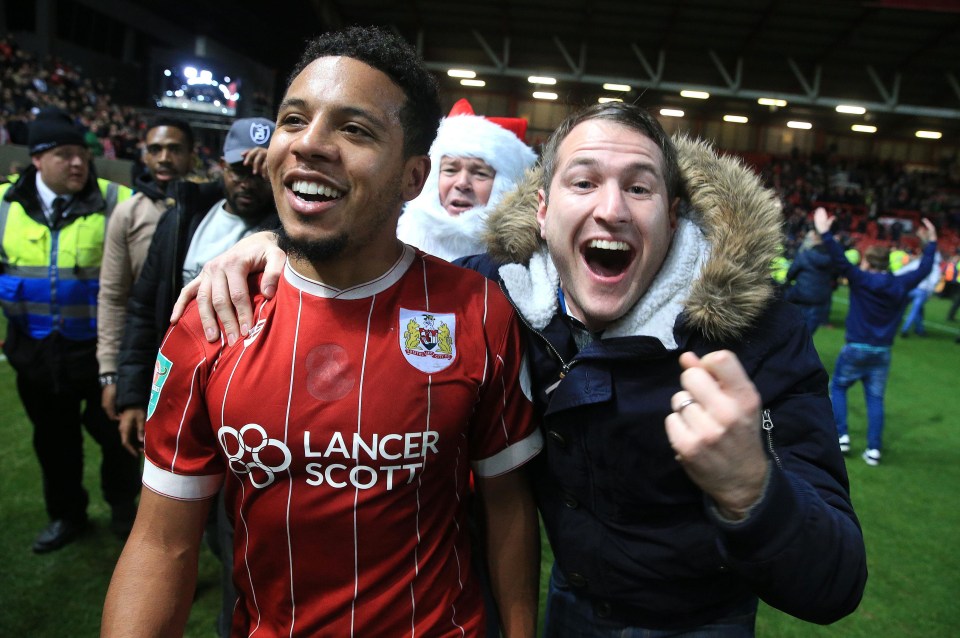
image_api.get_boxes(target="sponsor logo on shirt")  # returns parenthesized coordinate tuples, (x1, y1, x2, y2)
(218, 423, 292, 488)
(216, 425, 439, 491)
(399, 309, 456, 373)
(147, 353, 173, 420)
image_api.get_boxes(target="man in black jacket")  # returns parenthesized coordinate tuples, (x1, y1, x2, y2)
(116, 117, 277, 452)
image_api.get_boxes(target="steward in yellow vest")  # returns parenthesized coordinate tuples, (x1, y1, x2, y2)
(0, 107, 137, 553)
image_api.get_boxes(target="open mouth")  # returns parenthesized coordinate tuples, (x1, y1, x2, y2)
(582, 239, 633, 277)
(291, 179, 344, 203)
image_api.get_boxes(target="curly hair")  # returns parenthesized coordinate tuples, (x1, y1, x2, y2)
(288, 25, 441, 158)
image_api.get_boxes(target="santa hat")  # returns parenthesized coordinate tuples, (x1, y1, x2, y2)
(397, 99, 537, 261)
(427, 99, 537, 195)
(446, 98, 529, 142)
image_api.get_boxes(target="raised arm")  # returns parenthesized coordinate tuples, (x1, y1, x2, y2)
(101, 489, 213, 637)
(170, 230, 286, 344)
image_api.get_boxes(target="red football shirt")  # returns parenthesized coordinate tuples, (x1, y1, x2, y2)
(143, 246, 542, 637)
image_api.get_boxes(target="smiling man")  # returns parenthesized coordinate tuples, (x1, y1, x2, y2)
(102, 26, 541, 638)
(169, 94, 867, 638)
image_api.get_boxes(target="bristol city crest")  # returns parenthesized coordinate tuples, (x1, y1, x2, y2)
(399, 308, 456, 373)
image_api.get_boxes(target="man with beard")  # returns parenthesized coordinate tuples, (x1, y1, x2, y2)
(177, 102, 867, 635)
(102, 27, 541, 638)
(115, 117, 276, 453)
(97, 116, 195, 426)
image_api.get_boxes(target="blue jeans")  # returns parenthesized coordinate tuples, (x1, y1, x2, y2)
(900, 288, 929, 335)
(831, 343, 892, 451)
(543, 565, 757, 637)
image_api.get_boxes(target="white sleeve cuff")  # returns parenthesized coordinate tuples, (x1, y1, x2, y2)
(142, 458, 223, 501)
(472, 429, 543, 478)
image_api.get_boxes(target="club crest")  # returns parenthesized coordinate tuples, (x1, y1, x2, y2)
(399, 309, 456, 373)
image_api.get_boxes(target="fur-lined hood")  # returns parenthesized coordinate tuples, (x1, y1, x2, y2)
(481, 134, 783, 342)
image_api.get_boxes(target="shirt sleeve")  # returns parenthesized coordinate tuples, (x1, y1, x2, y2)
(96, 199, 135, 374)
(470, 281, 543, 478)
(142, 308, 225, 501)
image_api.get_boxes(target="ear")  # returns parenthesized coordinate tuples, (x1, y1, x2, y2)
(668, 196, 680, 232)
(31, 155, 42, 171)
(536, 188, 549, 239)
(401, 155, 430, 202)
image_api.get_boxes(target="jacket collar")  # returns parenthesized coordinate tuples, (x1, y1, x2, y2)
(484, 135, 783, 342)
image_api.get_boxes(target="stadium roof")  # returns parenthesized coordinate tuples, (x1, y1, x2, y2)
(143, 0, 960, 137)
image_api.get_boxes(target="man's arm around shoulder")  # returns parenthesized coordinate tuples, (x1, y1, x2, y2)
(102, 489, 213, 637)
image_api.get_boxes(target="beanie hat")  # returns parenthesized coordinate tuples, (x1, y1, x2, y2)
(28, 107, 86, 155)
(223, 117, 275, 164)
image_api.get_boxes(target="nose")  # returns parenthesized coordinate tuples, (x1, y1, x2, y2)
(157, 148, 171, 163)
(453, 169, 473, 192)
(291, 118, 340, 163)
(592, 182, 630, 225)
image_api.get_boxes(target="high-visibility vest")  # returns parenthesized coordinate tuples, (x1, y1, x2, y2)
(0, 178, 129, 340)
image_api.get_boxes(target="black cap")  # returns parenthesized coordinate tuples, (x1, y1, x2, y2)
(28, 107, 86, 155)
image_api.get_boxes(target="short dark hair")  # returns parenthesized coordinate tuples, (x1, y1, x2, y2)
(540, 102, 683, 202)
(288, 25, 441, 158)
(145, 116, 195, 150)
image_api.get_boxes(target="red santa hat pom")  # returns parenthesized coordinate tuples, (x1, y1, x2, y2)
(447, 98, 529, 142)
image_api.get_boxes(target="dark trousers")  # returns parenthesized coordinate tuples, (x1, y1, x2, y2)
(17, 374, 141, 521)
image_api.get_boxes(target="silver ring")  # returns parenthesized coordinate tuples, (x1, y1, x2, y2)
(676, 398, 696, 412)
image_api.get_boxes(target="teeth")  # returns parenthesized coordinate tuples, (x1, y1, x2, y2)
(588, 239, 629, 251)
(291, 180, 342, 199)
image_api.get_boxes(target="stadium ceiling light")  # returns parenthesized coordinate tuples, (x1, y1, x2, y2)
(758, 97, 787, 107)
(533, 91, 558, 100)
(852, 124, 877, 133)
(723, 115, 748, 124)
(836, 104, 866, 115)
(603, 83, 631, 92)
(447, 69, 476, 79)
(528, 75, 557, 85)
(460, 79, 486, 87)
(916, 130, 942, 139)
(787, 121, 813, 129)
(680, 90, 710, 99)
(660, 108, 685, 118)
(598, 97, 623, 103)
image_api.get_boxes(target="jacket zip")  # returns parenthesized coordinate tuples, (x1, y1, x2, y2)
(497, 279, 575, 388)
(762, 408, 782, 469)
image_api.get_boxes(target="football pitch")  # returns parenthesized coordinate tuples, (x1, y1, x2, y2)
(1, 289, 958, 636)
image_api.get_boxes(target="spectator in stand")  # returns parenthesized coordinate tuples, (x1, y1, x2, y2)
(97, 116, 196, 424)
(784, 229, 836, 334)
(814, 207, 937, 466)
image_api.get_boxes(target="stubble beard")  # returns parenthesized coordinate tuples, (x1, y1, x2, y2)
(276, 174, 405, 266)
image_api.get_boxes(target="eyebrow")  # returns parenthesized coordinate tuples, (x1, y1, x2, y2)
(563, 156, 662, 177)
(277, 98, 391, 133)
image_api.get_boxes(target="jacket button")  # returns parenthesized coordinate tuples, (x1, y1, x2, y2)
(547, 430, 566, 448)
(594, 601, 612, 618)
(567, 572, 588, 588)
(562, 493, 579, 509)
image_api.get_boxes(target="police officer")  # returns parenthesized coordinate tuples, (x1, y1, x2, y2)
(0, 107, 140, 553)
